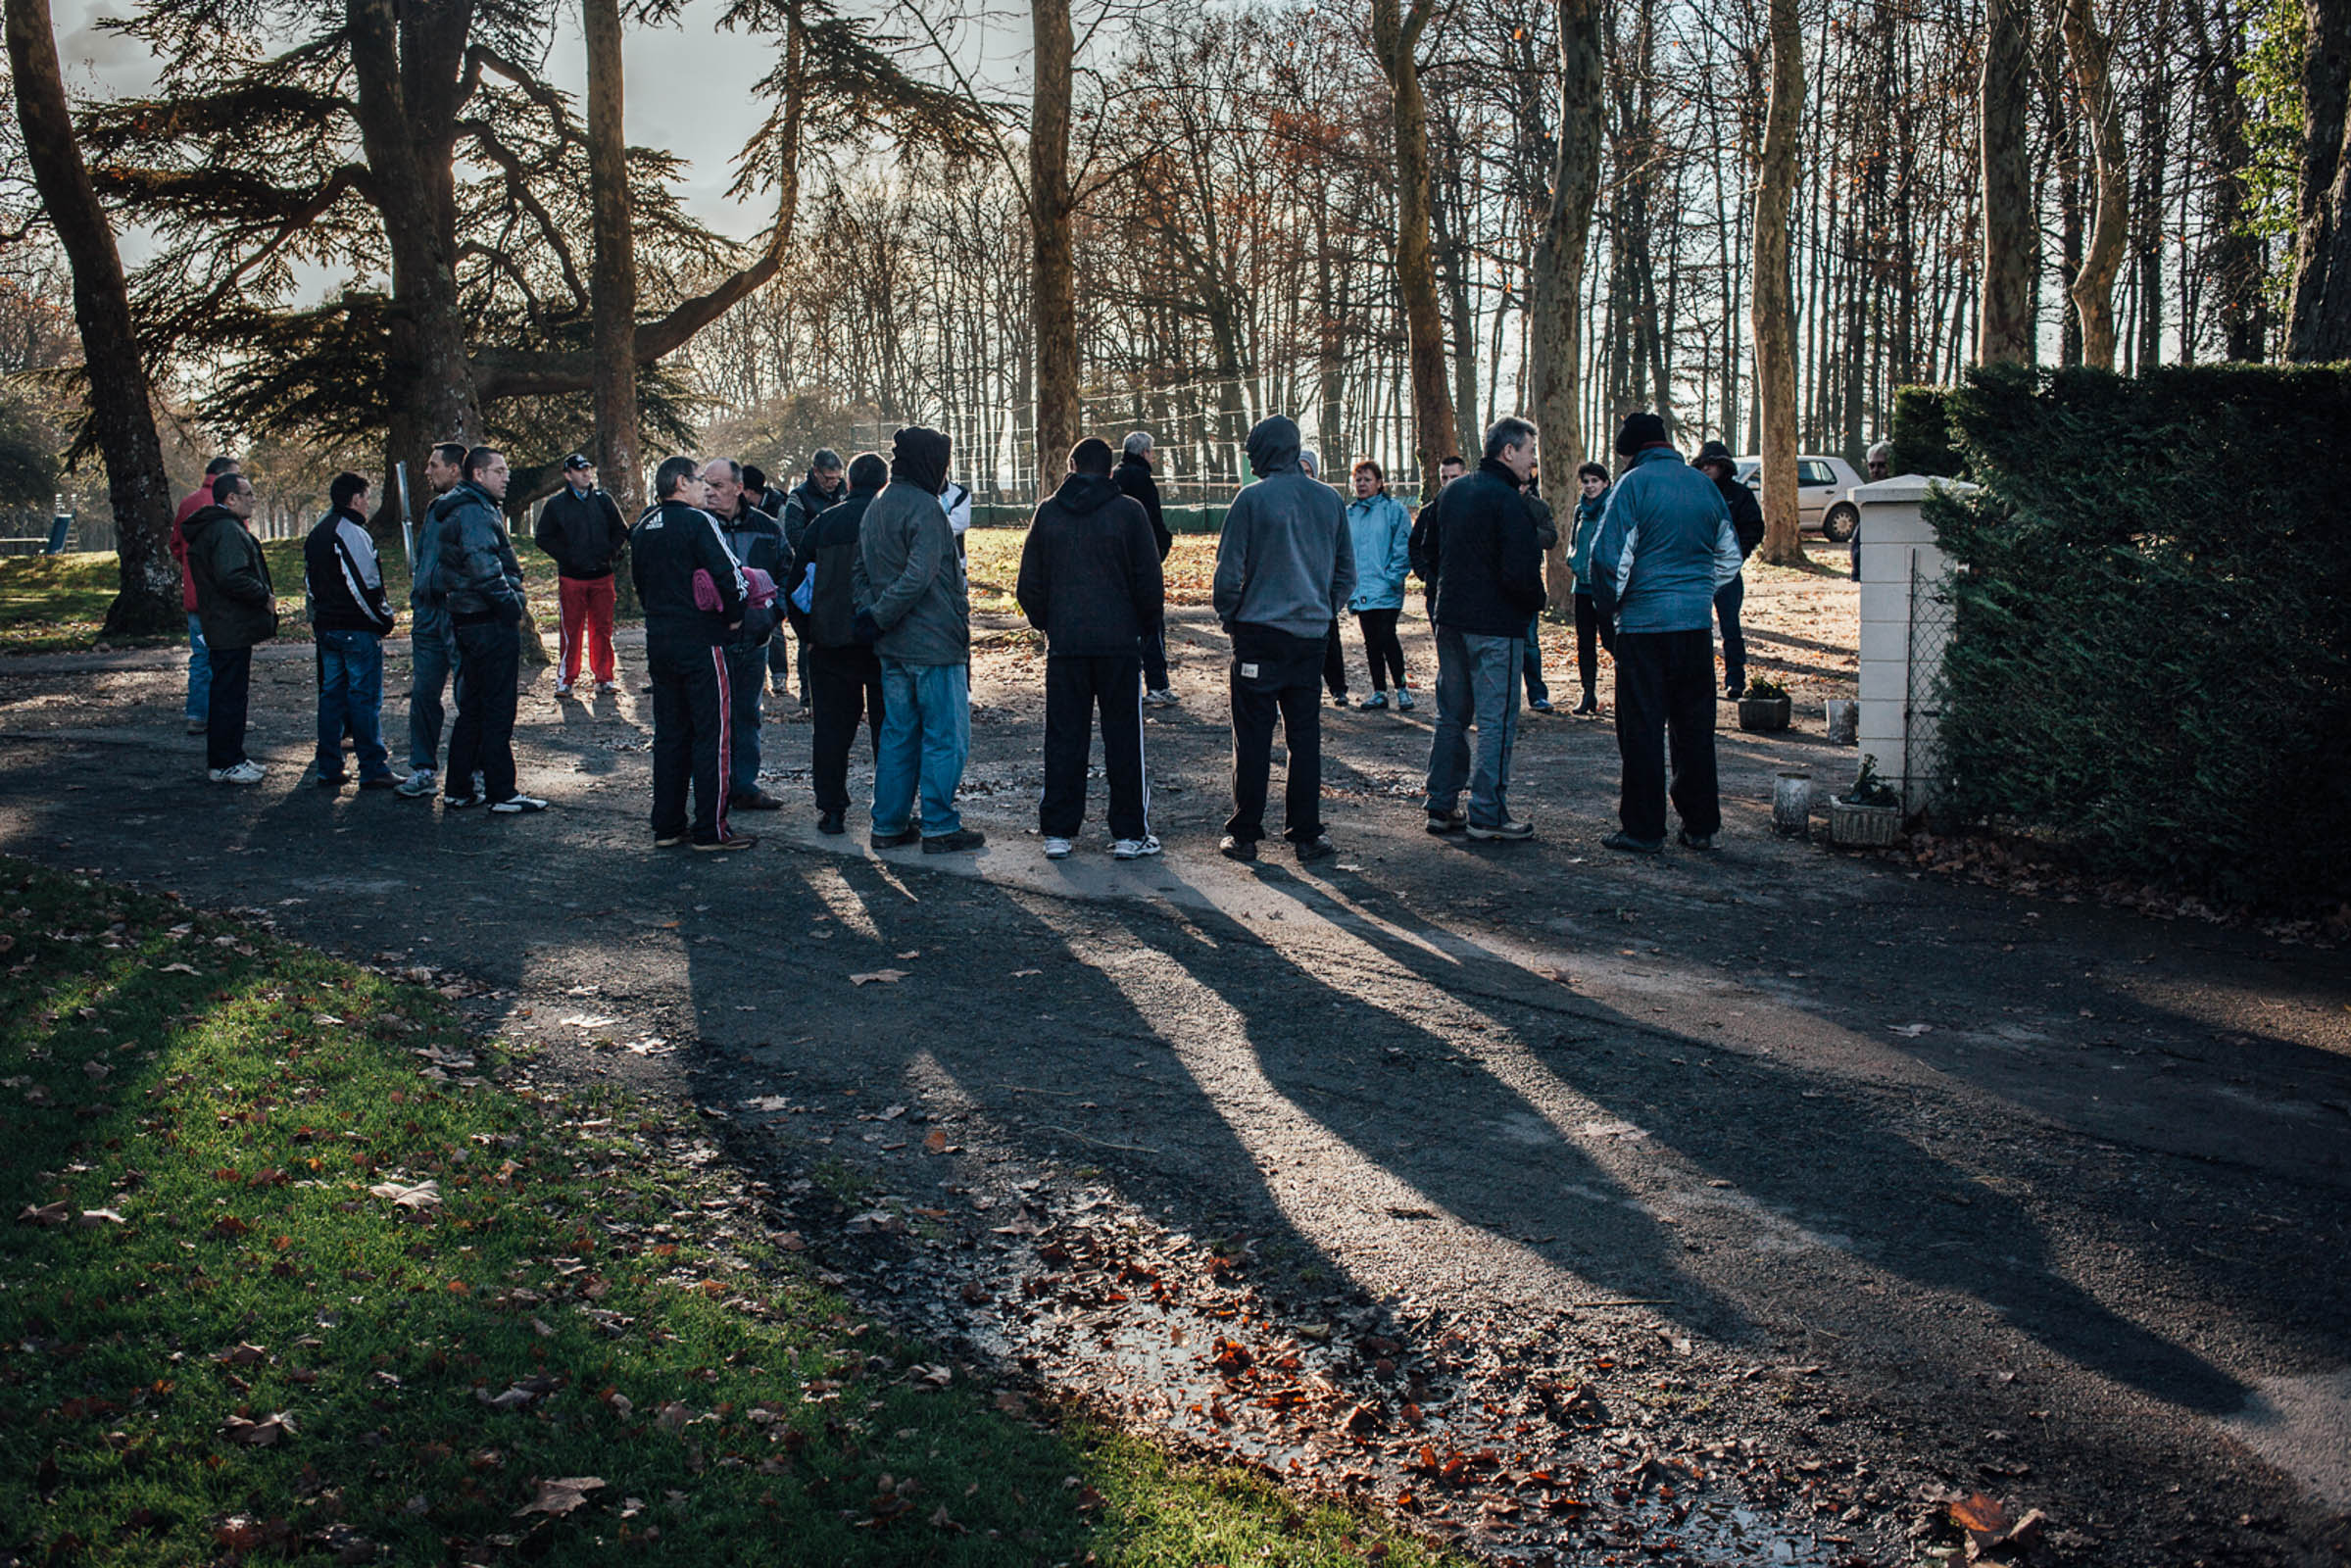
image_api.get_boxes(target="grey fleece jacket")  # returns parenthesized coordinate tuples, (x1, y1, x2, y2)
(854, 480, 970, 665)
(1211, 416, 1354, 639)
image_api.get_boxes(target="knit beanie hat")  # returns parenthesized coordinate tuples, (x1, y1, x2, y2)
(1614, 412, 1669, 457)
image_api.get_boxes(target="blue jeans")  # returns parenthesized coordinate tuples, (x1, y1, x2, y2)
(872, 659, 970, 838)
(1425, 627, 1522, 827)
(316, 628, 391, 780)
(185, 613, 211, 721)
(1521, 612, 1549, 704)
(407, 608, 460, 774)
(725, 643, 768, 798)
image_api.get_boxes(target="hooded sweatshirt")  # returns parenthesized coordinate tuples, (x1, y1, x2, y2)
(1114, 451, 1172, 562)
(1210, 416, 1353, 639)
(854, 426, 969, 666)
(1015, 471, 1164, 658)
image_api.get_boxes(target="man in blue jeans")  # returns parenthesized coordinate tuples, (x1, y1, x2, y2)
(854, 426, 982, 854)
(303, 470, 399, 788)
(1419, 417, 1547, 842)
(398, 442, 467, 798)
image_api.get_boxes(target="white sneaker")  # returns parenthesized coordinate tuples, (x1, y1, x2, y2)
(489, 794, 548, 814)
(1042, 836, 1072, 859)
(208, 760, 266, 786)
(1111, 835, 1162, 859)
(1144, 689, 1179, 708)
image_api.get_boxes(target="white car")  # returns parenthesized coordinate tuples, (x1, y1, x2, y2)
(1730, 454, 1866, 542)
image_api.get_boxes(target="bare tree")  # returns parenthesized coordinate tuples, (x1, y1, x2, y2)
(1528, 0, 1603, 599)
(2060, 0, 2128, 368)
(584, 0, 640, 511)
(3, 0, 175, 632)
(2286, 0, 2351, 360)
(1752, 0, 1802, 564)
(1979, 0, 2036, 364)
(1372, 0, 1460, 495)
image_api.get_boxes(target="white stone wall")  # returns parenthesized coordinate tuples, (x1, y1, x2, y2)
(1853, 475, 1973, 812)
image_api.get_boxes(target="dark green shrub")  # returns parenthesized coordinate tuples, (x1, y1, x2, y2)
(1928, 363, 2351, 908)
(1888, 385, 1966, 478)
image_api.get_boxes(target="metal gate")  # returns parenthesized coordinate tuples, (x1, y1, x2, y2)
(1903, 550, 1956, 810)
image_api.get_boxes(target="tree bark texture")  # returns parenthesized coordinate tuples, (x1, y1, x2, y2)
(1373, 0, 1459, 500)
(2287, 0, 2351, 360)
(1978, 0, 2036, 365)
(583, 0, 640, 514)
(1528, 0, 1602, 602)
(1029, 0, 1078, 498)
(1752, 0, 1803, 564)
(5, 0, 177, 632)
(2059, 0, 2127, 370)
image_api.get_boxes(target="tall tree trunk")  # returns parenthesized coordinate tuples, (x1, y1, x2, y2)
(5, 0, 177, 633)
(1753, 0, 1803, 564)
(1029, 0, 1078, 497)
(1978, 0, 2036, 364)
(2195, 0, 2267, 359)
(1529, 0, 1603, 602)
(2060, 0, 2127, 369)
(1372, 0, 1458, 498)
(584, 0, 639, 516)
(2286, 0, 2351, 359)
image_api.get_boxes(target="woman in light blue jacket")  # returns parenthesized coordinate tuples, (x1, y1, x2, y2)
(1343, 459, 1415, 710)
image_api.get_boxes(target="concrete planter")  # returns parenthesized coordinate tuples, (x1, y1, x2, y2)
(1738, 695, 1792, 732)
(1828, 800, 1902, 848)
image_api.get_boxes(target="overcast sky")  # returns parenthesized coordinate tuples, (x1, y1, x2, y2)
(49, 0, 782, 250)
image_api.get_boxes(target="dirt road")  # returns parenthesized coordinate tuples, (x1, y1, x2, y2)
(2, 563, 2345, 1565)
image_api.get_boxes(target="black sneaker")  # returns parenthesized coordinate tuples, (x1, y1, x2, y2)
(444, 792, 485, 810)
(730, 791, 784, 811)
(694, 835, 758, 853)
(1425, 806, 1467, 835)
(1466, 818, 1536, 841)
(921, 828, 986, 854)
(1218, 835, 1257, 861)
(1571, 692, 1598, 716)
(1294, 834, 1337, 863)
(359, 775, 400, 791)
(1677, 829, 1718, 852)
(315, 772, 347, 790)
(817, 811, 846, 836)
(1603, 830, 1663, 856)
(869, 826, 922, 850)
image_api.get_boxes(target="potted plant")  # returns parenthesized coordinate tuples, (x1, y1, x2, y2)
(1738, 678, 1792, 732)
(1828, 754, 1903, 846)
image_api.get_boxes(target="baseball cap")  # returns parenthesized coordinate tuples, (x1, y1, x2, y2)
(563, 454, 592, 471)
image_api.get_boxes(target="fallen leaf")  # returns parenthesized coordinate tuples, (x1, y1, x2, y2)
(1950, 1493, 2012, 1543)
(219, 1411, 297, 1446)
(1888, 1022, 1934, 1037)
(513, 1475, 604, 1518)
(1009, 968, 1042, 978)
(849, 969, 909, 987)
(923, 1129, 949, 1153)
(740, 1095, 791, 1112)
(159, 961, 198, 974)
(367, 1180, 442, 1212)
(213, 1343, 268, 1367)
(76, 1207, 126, 1228)
(18, 1201, 72, 1228)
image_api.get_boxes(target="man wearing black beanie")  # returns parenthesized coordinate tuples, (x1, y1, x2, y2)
(1586, 412, 1742, 853)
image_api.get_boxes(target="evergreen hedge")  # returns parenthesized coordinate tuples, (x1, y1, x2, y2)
(1927, 363, 2351, 909)
(1888, 385, 1967, 479)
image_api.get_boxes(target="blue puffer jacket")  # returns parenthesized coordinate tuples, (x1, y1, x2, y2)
(1589, 447, 1741, 634)
(1568, 488, 1609, 594)
(1344, 492, 1413, 612)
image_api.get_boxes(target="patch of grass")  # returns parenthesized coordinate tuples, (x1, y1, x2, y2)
(963, 528, 1220, 619)
(0, 858, 1456, 1567)
(0, 553, 122, 653)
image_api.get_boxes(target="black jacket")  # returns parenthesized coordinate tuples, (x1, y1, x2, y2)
(781, 472, 845, 554)
(1425, 460, 1548, 636)
(788, 481, 880, 650)
(1115, 452, 1172, 562)
(304, 506, 395, 634)
(1015, 472, 1164, 659)
(629, 500, 748, 647)
(184, 506, 278, 650)
(534, 485, 628, 579)
(1713, 470, 1766, 561)
(713, 501, 786, 652)
(432, 481, 525, 624)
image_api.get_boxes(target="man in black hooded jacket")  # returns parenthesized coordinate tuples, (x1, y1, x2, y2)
(785, 452, 889, 835)
(1115, 432, 1178, 708)
(1691, 439, 1764, 699)
(1018, 438, 1165, 859)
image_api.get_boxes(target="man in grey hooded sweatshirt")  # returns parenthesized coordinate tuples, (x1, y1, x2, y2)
(853, 426, 983, 855)
(1210, 416, 1354, 863)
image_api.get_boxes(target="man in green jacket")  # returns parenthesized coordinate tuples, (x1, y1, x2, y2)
(183, 472, 277, 784)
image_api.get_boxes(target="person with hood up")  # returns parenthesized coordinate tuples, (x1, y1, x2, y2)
(1588, 412, 1742, 854)
(1419, 416, 1547, 842)
(183, 470, 277, 784)
(1691, 439, 1764, 699)
(304, 469, 398, 789)
(785, 451, 889, 835)
(1116, 431, 1179, 708)
(702, 458, 789, 812)
(533, 453, 628, 697)
(632, 456, 753, 850)
(1016, 437, 1166, 861)
(398, 441, 468, 798)
(1342, 459, 1415, 710)
(854, 425, 983, 855)
(432, 447, 544, 814)
(1209, 415, 1353, 863)
(1566, 461, 1615, 714)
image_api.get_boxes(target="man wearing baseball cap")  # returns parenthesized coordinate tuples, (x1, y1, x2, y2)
(534, 453, 629, 696)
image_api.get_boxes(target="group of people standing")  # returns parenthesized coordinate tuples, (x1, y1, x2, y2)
(169, 401, 1760, 862)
